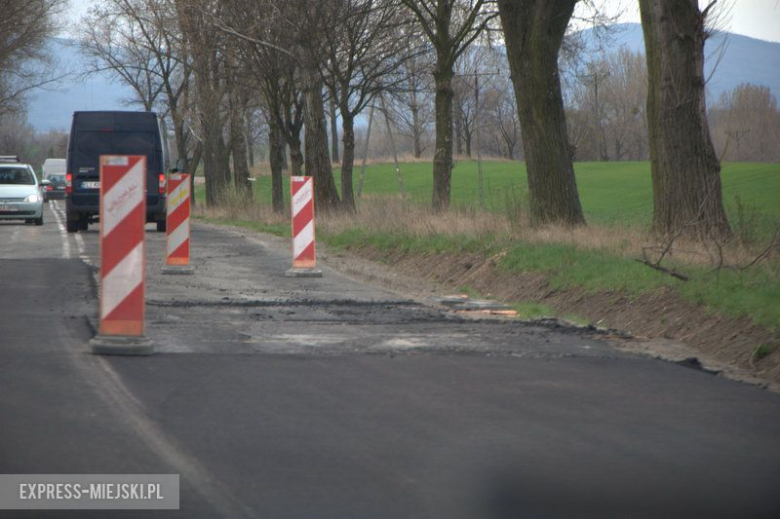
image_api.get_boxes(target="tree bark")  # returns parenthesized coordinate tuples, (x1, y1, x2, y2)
(639, 0, 730, 238)
(188, 142, 202, 206)
(432, 69, 454, 210)
(340, 114, 356, 212)
(228, 86, 252, 200)
(498, 0, 586, 226)
(283, 97, 304, 176)
(268, 115, 285, 213)
(302, 66, 340, 211)
(329, 97, 339, 163)
(246, 113, 255, 167)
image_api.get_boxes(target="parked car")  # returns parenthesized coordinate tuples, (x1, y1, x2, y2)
(65, 111, 171, 233)
(0, 157, 44, 225)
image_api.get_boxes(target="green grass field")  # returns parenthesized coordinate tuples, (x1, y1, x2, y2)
(230, 160, 779, 229)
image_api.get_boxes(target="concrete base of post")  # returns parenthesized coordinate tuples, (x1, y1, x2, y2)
(162, 265, 195, 275)
(90, 335, 154, 356)
(285, 268, 323, 278)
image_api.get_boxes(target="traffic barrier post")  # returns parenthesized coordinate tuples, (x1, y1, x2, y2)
(90, 155, 153, 355)
(162, 172, 194, 275)
(285, 176, 322, 278)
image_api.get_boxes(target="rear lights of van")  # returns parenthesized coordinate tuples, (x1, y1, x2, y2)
(159, 173, 166, 195)
(65, 173, 73, 195)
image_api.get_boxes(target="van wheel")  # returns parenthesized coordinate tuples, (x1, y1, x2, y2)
(156, 219, 166, 232)
(79, 219, 89, 231)
(66, 219, 79, 233)
(34, 216, 44, 226)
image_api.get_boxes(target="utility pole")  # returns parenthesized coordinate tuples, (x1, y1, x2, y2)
(380, 94, 405, 198)
(457, 69, 499, 209)
(357, 103, 375, 198)
(578, 65, 610, 161)
(474, 74, 484, 209)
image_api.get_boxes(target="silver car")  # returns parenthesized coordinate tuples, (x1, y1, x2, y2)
(0, 163, 44, 225)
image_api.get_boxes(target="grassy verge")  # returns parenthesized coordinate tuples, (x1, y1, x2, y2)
(194, 160, 779, 333)
(318, 227, 779, 332)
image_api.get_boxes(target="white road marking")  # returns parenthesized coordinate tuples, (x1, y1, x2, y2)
(49, 200, 71, 259)
(74, 233, 86, 258)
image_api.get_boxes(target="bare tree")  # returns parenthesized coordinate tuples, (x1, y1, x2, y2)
(568, 47, 648, 161)
(389, 49, 435, 158)
(639, 0, 730, 238)
(215, 0, 305, 212)
(175, 0, 233, 206)
(498, 0, 586, 226)
(319, 0, 417, 211)
(80, 2, 165, 111)
(398, 0, 498, 210)
(484, 75, 520, 159)
(80, 0, 196, 177)
(287, 0, 342, 211)
(0, 113, 68, 166)
(710, 83, 780, 163)
(0, 0, 66, 115)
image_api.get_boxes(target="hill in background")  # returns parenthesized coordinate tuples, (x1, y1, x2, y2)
(582, 23, 780, 103)
(23, 24, 780, 132)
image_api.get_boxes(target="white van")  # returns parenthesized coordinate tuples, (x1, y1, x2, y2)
(42, 158, 66, 180)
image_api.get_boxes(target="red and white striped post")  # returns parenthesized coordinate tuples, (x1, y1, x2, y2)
(162, 172, 194, 275)
(90, 155, 153, 355)
(285, 176, 322, 278)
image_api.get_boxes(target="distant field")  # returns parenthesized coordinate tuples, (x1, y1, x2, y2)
(233, 160, 779, 229)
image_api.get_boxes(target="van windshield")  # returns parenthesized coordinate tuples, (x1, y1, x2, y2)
(0, 167, 35, 185)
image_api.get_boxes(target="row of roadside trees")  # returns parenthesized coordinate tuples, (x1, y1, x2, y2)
(74, 0, 743, 240)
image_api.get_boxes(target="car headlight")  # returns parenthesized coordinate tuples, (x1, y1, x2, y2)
(24, 194, 42, 203)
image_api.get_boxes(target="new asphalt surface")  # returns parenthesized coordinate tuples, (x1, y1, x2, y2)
(1, 201, 779, 518)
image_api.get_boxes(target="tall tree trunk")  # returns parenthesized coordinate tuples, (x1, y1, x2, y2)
(498, 0, 586, 226)
(302, 66, 340, 211)
(202, 106, 226, 206)
(639, 0, 730, 238)
(329, 97, 340, 163)
(228, 88, 252, 200)
(246, 113, 255, 167)
(188, 142, 202, 206)
(288, 137, 302, 176)
(268, 115, 285, 213)
(340, 113, 356, 212)
(283, 100, 303, 176)
(432, 69, 454, 210)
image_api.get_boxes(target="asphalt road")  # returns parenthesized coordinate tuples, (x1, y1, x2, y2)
(1, 201, 779, 518)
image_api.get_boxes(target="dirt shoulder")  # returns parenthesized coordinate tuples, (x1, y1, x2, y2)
(317, 244, 780, 390)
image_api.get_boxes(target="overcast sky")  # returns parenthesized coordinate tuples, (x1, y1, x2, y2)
(67, 0, 780, 43)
